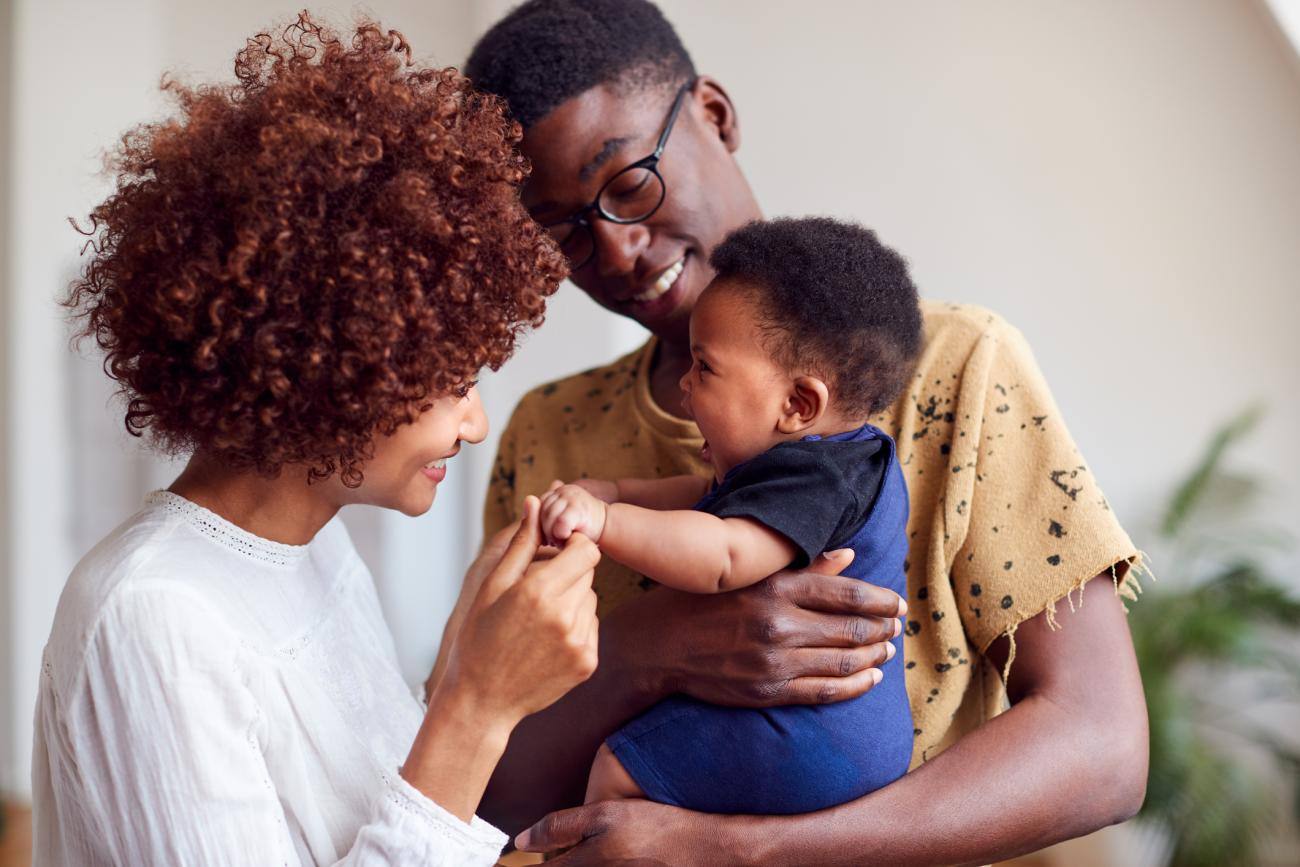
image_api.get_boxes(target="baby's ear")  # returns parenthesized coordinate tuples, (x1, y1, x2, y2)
(777, 376, 830, 434)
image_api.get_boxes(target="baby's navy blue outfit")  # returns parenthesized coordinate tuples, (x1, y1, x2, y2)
(605, 423, 912, 814)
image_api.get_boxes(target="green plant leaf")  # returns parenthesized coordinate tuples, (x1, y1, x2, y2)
(1160, 406, 1263, 538)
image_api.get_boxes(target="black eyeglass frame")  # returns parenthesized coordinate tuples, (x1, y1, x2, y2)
(542, 78, 697, 271)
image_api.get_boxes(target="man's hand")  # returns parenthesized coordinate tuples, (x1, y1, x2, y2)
(572, 477, 620, 504)
(515, 800, 728, 866)
(541, 483, 609, 544)
(638, 549, 905, 707)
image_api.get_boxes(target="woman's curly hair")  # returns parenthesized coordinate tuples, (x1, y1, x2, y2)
(66, 12, 566, 485)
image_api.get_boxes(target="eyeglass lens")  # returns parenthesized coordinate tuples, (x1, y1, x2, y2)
(549, 166, 666, 268)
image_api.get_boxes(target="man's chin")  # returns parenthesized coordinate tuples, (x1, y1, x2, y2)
(626, 287, 696, 342)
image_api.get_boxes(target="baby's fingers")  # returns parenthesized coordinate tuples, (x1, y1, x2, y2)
(540, 496, 570, 540)
(551, 507, 583, 542)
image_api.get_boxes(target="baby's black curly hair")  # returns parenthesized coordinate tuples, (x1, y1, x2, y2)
(464, 0, 695, 128)
(65, 12, 567, 487)
(708, 217, 923, 418)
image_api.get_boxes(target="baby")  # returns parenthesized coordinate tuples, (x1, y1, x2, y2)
(540, 216, 924, 814)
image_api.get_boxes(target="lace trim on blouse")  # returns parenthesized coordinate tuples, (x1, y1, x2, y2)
(145, 490, 311, 567)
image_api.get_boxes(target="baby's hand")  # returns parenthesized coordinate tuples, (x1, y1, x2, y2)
(540, 483, 609, 544)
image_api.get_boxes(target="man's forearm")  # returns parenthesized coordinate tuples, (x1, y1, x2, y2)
(735, 573, 1148, 866)
(478, 598, 662, 833)
(740, 692, 1140, 865)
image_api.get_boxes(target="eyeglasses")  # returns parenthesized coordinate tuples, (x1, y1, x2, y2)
(541, 79, 695, 271)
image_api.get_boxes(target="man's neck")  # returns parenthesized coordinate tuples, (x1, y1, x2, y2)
(169, 451, 340, 546)
(648, 337, 695, 420)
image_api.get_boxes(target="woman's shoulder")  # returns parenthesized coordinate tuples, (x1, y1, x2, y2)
(43, 500, 240, 696)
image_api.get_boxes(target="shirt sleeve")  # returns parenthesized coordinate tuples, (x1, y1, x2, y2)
(705, 440, 887, 568)
(951, 320, 1140, 652)
(61, 584, 506, 867)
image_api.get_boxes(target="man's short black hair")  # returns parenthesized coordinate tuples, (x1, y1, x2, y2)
(708, 217, 924, 418)
(465, 0, 695, 128)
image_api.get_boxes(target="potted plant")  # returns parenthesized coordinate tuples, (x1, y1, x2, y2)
(1131, 407, 1300, 866)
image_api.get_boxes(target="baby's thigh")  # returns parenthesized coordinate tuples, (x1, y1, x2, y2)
(584, 741, 646, 804)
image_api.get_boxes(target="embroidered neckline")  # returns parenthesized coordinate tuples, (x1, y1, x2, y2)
(145, 490, 311, 567)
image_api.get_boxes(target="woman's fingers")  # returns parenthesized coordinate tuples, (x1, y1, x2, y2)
(558, 573, 599, 632)
(479, 496, 542, 602)
(534, 533, 601, 592)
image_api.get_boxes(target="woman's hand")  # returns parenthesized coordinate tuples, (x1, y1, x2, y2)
(403, 496, 600, 820)
(439, 495, 601, 724)
(612, 549, 906, 708)
(425, 504, 561, 698)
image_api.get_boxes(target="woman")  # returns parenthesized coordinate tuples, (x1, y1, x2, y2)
(33, 13, 593, 866)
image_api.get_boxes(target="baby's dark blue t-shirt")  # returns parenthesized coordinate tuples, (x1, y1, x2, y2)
(605, 423, 913, 814)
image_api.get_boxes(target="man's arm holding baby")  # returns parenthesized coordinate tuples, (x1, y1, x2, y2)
(542, 481, 796, 594)
(515, 570, 1148, 866)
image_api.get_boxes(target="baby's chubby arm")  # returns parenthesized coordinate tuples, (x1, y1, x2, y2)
(539, 482, 796, 594)
(567, 474, 711, 511)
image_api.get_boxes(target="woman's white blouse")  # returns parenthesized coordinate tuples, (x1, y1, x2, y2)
(32, 491, 508, 866)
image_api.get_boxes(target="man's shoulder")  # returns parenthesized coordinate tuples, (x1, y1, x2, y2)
(920, 298, 1020, 347)
(507, 341, 650, 425)
(915, 299, 1033, 378)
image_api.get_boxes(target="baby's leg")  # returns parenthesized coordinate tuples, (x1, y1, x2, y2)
(585, 742, 645, 803)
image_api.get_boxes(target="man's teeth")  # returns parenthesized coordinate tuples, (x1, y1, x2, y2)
(424, 458, 447, 470)
(634, 257, 685, 303)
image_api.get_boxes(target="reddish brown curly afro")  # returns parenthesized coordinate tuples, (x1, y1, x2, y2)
(66, 12, 567, 486)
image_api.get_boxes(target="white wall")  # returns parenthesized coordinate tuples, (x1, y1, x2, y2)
(692, 0, 1300, 551)
(0, 0, 15, 807)
(4, 0, 1299, 802)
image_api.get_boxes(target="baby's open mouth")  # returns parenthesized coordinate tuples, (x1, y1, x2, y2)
(700, 439, 712, 462)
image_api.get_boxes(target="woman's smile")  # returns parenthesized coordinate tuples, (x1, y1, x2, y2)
(421, 458, 448, 483)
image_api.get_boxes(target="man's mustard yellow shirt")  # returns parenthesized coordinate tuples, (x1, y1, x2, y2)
(484, 300, 1141, 766)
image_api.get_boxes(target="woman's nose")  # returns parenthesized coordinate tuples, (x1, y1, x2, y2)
(460, 387, 489, 444)
(591, 220, 651, 278)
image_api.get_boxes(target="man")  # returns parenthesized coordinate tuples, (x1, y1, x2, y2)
(456, 1, 1148, 863)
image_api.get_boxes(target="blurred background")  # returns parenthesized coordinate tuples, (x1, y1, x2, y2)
(2, 1, 1298, 864)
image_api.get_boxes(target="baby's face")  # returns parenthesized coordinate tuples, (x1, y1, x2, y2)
(679, 281, 792, 480)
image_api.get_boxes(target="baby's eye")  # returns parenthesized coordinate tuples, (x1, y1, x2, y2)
(697, 359, 713, 375)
